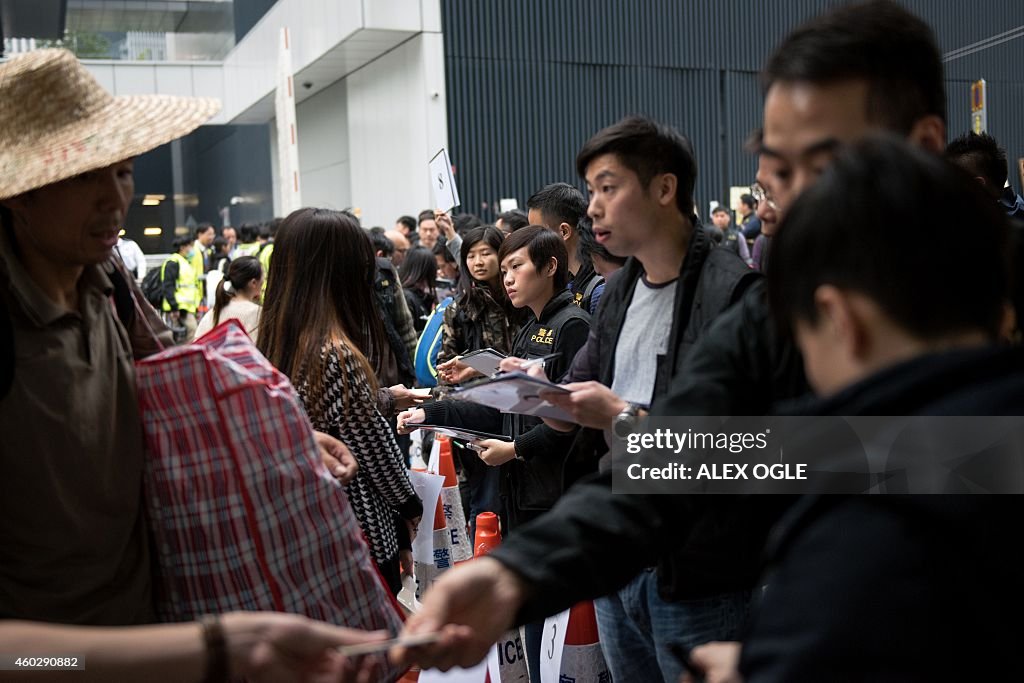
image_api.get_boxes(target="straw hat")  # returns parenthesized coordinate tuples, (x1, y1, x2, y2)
(0, 48, 221, 200)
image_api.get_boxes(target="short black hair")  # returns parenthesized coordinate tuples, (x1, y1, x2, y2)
(711, 205, 731, 215)
(762, 0, 946, 133)
(498, 224, 570, 291)
(239, 223, 260, 242)
(945, 131, 1009, 197)
(739, 194, 756, 210)
(173, 235, 193, 250)
(418, 210, 436, 226)
(453, 212, 483, 236)
(433, 239, 456, 263)
(195, 222, 214, 239)
(369, 229, 394, 257)
(498, 209, 529, 232)
(768, 135, 1009, 341)
(396, 215, 417, 232)
(577, 215, 627, 268)
(212, 236, 229, 253)
(526, 183, 588, 232)
(576, 115, 698, 216)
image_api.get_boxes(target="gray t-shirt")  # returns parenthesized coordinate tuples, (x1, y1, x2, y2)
(611, 275, 678, 406)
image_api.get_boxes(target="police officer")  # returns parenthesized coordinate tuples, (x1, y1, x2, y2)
(160, 236, 201, 342)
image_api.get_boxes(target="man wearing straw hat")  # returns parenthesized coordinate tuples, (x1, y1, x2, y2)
(0, 50, 383, 679)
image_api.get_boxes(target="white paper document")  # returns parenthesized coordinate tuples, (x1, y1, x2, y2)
(429, 148, 461, 213)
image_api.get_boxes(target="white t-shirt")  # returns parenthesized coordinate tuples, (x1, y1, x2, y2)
(195, 298, 261, 341)
(610, 275, 678, 406)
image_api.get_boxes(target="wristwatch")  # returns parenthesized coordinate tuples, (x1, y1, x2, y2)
(612, 402, 644, 439)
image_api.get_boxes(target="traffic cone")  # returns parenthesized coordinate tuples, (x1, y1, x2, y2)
(474, 511, 501, 557)
(414, 496, 453, 601)
(559, 600, 610, 682)
(436, 436, 472, 563)
(469, 513, 528, 683)
(397, 666, 420, 682)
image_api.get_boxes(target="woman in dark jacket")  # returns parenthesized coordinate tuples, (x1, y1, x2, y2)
(400, 246, 437, 334)
(436, 226, 520, 385)
(401, 226, 591, 526)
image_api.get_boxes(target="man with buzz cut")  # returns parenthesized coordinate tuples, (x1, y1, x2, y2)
(526, 182, 605, 314)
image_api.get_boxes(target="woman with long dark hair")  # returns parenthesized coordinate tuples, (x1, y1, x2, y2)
(195, 255, 262, 340)
(257, 208, 422, 594)
(400, 246, 437, 334)
(436, 225, 519, 385)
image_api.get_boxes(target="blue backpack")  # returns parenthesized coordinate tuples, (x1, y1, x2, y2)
(414, 296, 454, 387)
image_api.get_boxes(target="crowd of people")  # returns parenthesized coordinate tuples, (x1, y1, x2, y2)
(2, 0, 1023, 681)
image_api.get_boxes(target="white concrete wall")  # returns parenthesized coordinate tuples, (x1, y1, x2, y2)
(346, 31, 447, 227)
(271, 77, 353, 216)
(83, 61, 228, 124)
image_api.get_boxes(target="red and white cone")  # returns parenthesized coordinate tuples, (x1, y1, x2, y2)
(437, 436, 472, 563)
(413, 496, 453, 601)
(559, 600, 611, 682)
(474, 512, 529, 683)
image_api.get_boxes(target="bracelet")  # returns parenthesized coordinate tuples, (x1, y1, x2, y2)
(200, 614, 229, 683)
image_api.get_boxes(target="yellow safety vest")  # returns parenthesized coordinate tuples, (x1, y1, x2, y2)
(161, 253, 199, 313)
(258, 242, 273, 298)
(236, 242, 261, 257)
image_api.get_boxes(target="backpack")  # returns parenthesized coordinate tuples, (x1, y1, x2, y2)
(414, 295, 454, 387)
(141, 266, 164, 308)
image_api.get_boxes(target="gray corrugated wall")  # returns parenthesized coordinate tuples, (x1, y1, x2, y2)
(442, 0, 1024, 221)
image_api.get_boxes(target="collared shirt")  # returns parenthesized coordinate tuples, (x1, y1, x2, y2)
(0, 227, 153, 625)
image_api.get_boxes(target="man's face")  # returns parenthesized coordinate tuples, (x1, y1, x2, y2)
(419, 219, 439, 249)
(759, 79, 875, 227)
(711, 210, 731, 229)
(385, 231, 410, 266)
(395, 220, 411, 237)
(197, 226, 215, 247)
(4, 160, 134, 267)
(584, 153, 660, 258)
(222, 227, 237, 250)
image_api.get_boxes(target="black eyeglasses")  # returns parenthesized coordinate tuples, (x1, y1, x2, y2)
(750, 182, 778, 211)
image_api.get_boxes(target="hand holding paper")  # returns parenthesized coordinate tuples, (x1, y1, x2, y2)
(540, 381, 629, 430)
(390, 557, 527, 672)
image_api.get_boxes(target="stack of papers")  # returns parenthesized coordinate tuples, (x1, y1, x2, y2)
(450, 371, 573, 422)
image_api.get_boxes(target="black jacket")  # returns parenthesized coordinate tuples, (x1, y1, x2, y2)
(422, 289, 590, 525)
(740, 346, 1024, 682)
(565, 225, 761, 397)
(403, 286, 435, 334)
(653, 279, 807, 416)
(568, 260, 603, 314)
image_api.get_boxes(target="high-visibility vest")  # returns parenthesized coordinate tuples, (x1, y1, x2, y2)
(190, 242, 206, 278)
(236, 242, 261, 257)
(258, 242, 273, 298)
(161, 253, 200, 313)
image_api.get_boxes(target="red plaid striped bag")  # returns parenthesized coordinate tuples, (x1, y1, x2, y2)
(136, 320, 402, 633)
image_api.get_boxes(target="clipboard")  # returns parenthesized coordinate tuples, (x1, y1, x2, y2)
(412, 423, 511, 443)
(450, 371, 574, 422)
(458, 348, 507, 376)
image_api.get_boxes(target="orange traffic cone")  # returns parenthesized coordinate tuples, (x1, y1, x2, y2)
(468, 513, 528, 682)
(559, 600, 610, 682)
(474, 511, 501, 557)
(397, 666, 420, 682)
(436, 436, 472, 563)
(414, 496, 453, 601)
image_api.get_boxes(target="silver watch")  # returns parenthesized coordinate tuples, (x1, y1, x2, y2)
(612, 402, 644, 439)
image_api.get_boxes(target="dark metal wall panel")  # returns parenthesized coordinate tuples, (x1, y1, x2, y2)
(443, 0, 1024, 218)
